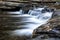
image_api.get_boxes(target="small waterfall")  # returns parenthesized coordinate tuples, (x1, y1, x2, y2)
(0, 7, 53, 37)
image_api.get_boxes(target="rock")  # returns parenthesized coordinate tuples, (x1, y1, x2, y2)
(0, 1, 22, 9)
(32, 14, 60, 38)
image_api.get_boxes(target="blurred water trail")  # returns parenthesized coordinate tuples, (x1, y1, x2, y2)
(4, 7, 53, 37)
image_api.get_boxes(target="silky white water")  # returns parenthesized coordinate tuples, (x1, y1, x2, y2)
(8, 7, 53, 37)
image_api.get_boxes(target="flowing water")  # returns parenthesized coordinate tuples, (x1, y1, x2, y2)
(0, 7, 53, 38)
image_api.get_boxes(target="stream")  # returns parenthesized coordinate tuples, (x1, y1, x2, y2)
(0, 7, 53, 39)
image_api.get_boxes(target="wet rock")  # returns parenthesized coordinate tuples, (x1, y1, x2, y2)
(32, 14, 60, 38)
